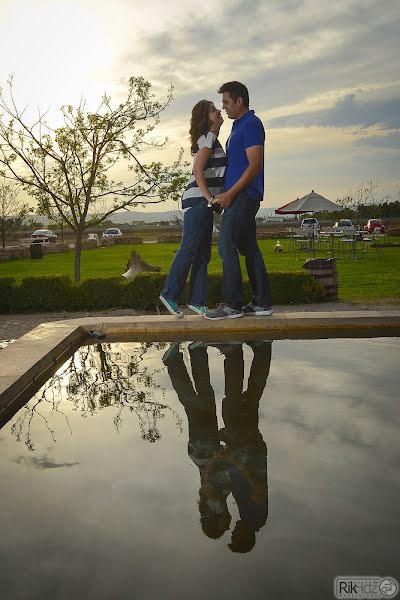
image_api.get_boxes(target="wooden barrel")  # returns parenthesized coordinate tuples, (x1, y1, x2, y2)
(303, 258, 338, 300)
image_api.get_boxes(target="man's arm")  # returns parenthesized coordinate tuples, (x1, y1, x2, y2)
(215, 145, 263, 209)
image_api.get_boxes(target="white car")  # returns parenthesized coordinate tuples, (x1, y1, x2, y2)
(333, 219, 354, 231)
(31, 229, 58, 243)
(102, 228, 123, 238)
(300, 217, 320, 230)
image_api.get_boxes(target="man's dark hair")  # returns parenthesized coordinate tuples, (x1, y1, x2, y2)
(218, 81, 249, 108)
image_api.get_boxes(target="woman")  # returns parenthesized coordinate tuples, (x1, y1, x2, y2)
(159, 100, 226, 317)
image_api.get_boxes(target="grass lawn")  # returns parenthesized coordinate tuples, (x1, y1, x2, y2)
(0, 238, 399, 303)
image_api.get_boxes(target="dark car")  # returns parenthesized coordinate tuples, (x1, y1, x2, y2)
(31, 229, 58, 243)
(363, 219, 385, 234)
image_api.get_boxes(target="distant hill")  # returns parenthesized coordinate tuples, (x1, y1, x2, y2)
(32, 207, 290, 226)
(110, 207, 283, 223)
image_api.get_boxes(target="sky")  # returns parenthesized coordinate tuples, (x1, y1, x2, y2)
(0, 0, 399, 211)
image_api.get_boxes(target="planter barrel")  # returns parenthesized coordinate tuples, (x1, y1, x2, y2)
(303, 258, 338, 300)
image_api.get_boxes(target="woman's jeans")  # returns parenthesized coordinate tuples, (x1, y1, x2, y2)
(161, 201, 213, 305)
(218, 191, 271, 310)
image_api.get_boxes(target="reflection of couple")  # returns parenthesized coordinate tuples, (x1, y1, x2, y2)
(163, 340, 271, 553)
(159, 80, 273, 321)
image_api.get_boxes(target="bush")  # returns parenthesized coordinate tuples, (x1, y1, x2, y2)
(0, 277, 16, 311)
(15, 275, 73, 311)
(0, 271, 324, 312)
(75, 277, 126, 310)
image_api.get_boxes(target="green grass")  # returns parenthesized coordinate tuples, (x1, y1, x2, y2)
(1, 238, 399, 303)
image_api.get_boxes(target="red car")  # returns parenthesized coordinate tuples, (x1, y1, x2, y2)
(363, 219, 385, 234)
(31, 229, 58, 243)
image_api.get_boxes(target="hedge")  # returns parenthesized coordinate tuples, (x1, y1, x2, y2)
(0, 272, 324, 312)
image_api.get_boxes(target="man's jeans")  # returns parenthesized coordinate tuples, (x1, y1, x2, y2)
(161, 201, 213, 305)
(218, 191, 271, 309)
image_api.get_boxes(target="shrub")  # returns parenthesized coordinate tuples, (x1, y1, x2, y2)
(269, 271, 324, 304)
(0, 277, 16, 311)
(75, 277, 126, 310)
(126, 273, 166, 309)
(0, 271, 324, 312)
(16, 275, 73, 311)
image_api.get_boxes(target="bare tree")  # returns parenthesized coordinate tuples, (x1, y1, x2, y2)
(0, 177, 31, 248)
(0, 76, 188, 280)
(337, 180, 379, 213)
(10, 342, 183, 451)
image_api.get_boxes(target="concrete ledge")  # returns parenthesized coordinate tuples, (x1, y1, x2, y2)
(1, 311, 400, 426)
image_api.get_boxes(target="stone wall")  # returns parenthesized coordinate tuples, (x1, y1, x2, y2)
(0, 246, 30, 262)
(157, 234, 182, 243)
(42, 243, 70, 254)
(114, 235, 143, 244)
(0, 242, 69, 261)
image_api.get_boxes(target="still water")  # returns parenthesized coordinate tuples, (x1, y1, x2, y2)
(0, 338, 399, 600)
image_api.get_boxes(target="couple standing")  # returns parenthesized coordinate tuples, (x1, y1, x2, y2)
(159, 81, 272, 321)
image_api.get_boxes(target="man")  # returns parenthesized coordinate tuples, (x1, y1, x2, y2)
(205, 81, 273, 320)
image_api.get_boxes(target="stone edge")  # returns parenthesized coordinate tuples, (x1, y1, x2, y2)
(1, 312, 400, 419)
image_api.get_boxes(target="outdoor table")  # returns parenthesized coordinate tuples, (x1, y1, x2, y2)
(319, 231, 343, 258)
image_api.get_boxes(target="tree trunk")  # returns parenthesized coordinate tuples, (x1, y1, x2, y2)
(74, 230, 82, 282)
(1, 219, 4, 249)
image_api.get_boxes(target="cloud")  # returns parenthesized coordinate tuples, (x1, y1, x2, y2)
(267, 94, 400, 130)
(354, 131, 400, 149)
(14, 456, 79, 470)
(124, 0, 400, 113)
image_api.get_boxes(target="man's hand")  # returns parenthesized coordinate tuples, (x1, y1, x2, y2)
(214, 190, 235, 209)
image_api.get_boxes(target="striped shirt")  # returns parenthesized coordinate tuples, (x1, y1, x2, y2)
(181, 131, 227, 209)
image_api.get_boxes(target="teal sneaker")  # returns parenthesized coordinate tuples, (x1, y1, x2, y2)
(159, 295, 184, 318)
(187, 304, 208, 316)
(162, 342, 180, 364)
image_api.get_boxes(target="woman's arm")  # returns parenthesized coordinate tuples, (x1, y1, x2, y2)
(192, 146, 214, 203)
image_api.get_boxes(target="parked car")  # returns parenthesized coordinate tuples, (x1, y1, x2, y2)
(31, 229, 58, 243)
(333, 219, 354, 231)
(363, 219, 385, 234)
(102, 228, 123, 238)
(301, 217, 320, 229)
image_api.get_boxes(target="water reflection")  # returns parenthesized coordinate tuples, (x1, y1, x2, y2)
(163, 340, 271, 553)
(10, 341, 183, 450)
(7, 339, 272, 554)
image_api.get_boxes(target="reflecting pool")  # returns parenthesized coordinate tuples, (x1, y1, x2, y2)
(0, 338, 399, 600)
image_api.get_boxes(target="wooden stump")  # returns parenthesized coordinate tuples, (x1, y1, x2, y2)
(122, 250, 161, 278)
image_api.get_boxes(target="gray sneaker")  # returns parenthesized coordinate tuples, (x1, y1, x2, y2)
(204, 303, 244, 320)
(242, 302, 273, 316)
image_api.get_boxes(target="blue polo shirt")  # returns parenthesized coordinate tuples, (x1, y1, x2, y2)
(225, 110, 265, 200)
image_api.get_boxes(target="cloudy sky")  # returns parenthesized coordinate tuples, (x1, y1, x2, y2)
(0, 0, 399, 210)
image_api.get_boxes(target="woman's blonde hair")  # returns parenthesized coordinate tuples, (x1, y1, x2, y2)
(189, 100, 212, 154)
